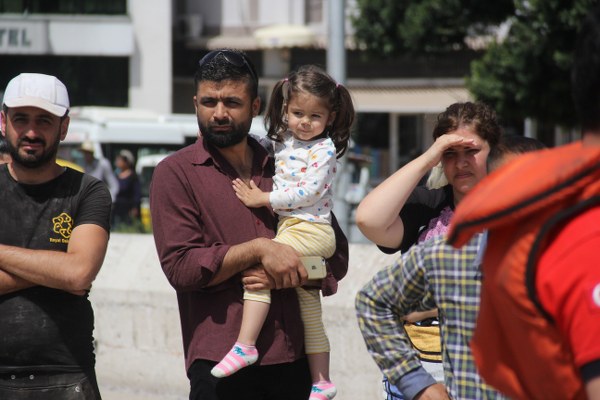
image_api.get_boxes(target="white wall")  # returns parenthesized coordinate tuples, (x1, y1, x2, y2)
(128, 0, 172, 113)
(0, 15, 134, 55)
(49, 17, 134, 56)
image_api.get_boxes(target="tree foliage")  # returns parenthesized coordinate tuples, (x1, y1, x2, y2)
(468, 0, 597, 128)
(352, 0, 598, 128)
(352, 0, 514, 55)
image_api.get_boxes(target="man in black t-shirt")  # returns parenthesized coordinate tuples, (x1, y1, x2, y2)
(0, 73, 111, 399)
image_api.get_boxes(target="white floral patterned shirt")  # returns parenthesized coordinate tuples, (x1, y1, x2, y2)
(261, 131, 336, 224)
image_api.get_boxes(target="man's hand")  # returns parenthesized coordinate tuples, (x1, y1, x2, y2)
(256, 239, 308, 289)
(415, 383, 451, 400)
(232, 178, 271, 208)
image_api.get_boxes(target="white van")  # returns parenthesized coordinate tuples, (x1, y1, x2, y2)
(59, 106, 200, 167)
(62, 106, 267, 231)
(61, 106, 267, 166)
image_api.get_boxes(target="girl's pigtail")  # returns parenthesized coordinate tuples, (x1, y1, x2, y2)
(330, 83, 355, 158)
(265, 79, 288, 142)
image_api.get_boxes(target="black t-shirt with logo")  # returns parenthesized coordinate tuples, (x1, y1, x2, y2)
(0, 164, 111, 373)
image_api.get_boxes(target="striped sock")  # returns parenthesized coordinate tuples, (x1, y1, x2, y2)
(210, 342, 258, 378)
(309, 381, 337, 400)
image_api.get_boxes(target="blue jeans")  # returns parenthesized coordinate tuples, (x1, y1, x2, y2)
(0, 371, 101, 400)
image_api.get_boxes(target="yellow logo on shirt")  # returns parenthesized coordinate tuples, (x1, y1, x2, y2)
(51, 212, 73, 241)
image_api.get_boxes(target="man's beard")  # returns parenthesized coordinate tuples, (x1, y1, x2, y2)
(6, 131, 61, 169)
(199, 118, 251, 148)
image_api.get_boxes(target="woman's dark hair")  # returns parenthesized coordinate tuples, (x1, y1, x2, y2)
(433, 102, 502, 150)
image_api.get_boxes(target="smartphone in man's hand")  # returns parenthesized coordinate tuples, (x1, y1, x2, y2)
(300, 256, 327, 280)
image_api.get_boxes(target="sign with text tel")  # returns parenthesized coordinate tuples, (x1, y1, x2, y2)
(0, 20, 49, 54)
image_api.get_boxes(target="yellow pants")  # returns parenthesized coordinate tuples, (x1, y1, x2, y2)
(244, 217, 335, 354)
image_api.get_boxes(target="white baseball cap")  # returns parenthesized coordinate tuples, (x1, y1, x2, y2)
(2, 73, 70, 117)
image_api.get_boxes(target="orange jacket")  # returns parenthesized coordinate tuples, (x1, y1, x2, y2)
(447, 141, 600, 400)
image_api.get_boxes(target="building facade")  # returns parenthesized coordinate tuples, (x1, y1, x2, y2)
(1, 0, 478, 239)
(0, 0, 172, 114)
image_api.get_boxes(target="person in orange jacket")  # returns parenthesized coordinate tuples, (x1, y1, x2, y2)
(448, 5, 600, 400)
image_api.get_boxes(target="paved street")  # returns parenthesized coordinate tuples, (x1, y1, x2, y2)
(90, 234, 392, 400)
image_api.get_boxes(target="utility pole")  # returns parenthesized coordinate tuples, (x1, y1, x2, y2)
(327, 0, 351, 236)
(327, 0, 346, 83)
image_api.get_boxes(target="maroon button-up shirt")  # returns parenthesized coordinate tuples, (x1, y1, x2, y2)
(150, 136, 348, 371)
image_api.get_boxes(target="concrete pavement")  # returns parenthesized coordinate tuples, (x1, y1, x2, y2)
(90, 234, 399, 399)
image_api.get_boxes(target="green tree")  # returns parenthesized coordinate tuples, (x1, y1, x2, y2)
(469, 0, 596, 128)
(352, 0, 598, 128)
(352, 0, 514, 55)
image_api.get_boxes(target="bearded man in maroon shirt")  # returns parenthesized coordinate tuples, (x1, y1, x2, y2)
(150, 49, 349, 400)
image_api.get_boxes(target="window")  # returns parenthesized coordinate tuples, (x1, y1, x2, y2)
(0, 56, 129, 110)
(305, 0, 323, 24)
(398, 115, 421, 167)
(0, 0, 126, 14)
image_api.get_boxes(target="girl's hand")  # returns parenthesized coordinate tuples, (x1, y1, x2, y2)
(241, 266, 275, 291)
(232, 179, 270, 208)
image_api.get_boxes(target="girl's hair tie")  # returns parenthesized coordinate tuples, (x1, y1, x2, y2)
(282, 78, 290, 102)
